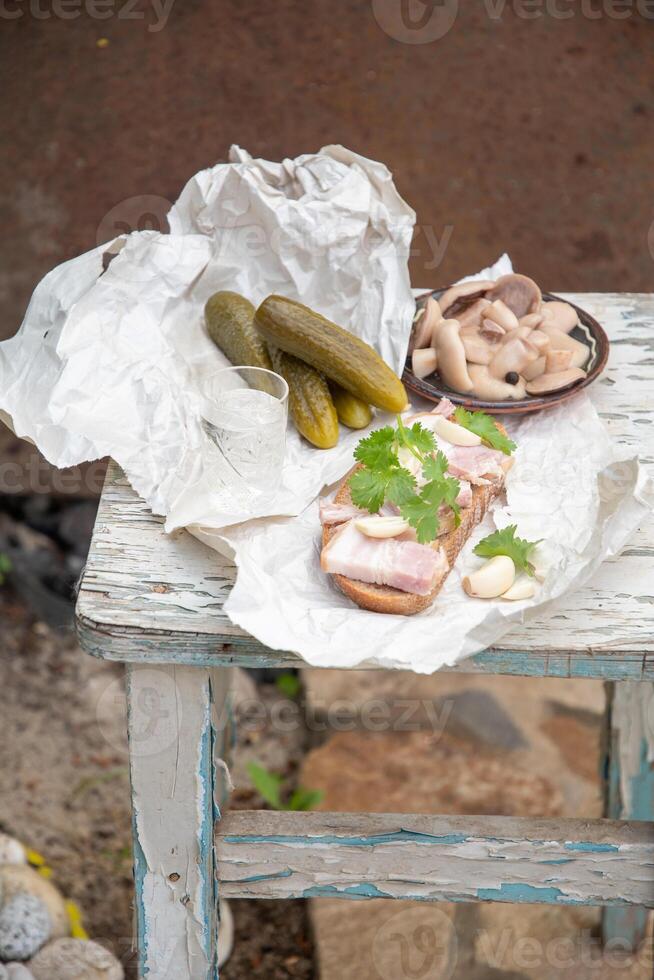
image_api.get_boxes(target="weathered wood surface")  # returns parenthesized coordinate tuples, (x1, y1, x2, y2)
(603, 681, 654, 948)
(128, 664, 233, 979)
(76, 294, 654, 678)
(215, 811, 654, 907)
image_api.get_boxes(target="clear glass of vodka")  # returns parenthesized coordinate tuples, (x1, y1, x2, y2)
(199, 366, 289, 502)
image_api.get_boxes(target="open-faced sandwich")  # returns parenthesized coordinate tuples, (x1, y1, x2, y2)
(320, 397, 518, 614)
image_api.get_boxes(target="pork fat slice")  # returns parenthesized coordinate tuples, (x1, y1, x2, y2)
(321, 520, 448, 596)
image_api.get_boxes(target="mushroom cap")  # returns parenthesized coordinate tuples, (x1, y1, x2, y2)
(525, 367, 586, 395)
(486, 274, 542, 318)
(438, 280, 495, 316)
(541, 301, 579, 334)
(30, 939, 124, 980)
(485, 299, 520, 332)
(519, 313, 545, 330)
(468, 364, 527, 400)
(0, 894, 50, 962)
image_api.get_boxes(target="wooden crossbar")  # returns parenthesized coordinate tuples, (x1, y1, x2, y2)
(216, 811, 654, 908)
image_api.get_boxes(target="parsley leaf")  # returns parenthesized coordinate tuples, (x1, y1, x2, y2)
(474, 525, 542, 576)
(453, 407, 516, 456)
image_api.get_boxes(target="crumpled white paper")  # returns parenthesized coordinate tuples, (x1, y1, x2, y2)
(1, 146, 652, 673)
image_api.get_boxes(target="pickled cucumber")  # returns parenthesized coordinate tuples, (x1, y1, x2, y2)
(255, 295, 408, 413)
(329, 384, 372, 430)
(205, 291, 272, 371)
(269, 347, 339, 450)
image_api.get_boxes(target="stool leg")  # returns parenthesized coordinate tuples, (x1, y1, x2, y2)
(602, 680, 654, 953)
(127, 663, 233, 979)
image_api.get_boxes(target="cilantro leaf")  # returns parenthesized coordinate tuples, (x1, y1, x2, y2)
(349, 467, 390, 513)
(406, 422, 437, 456)
(400, 495, 440, 544)
(422, 450, 449, 484)
(353, 427, 397, 470)
(454, 407, 516, 456)
(385, 467, 417, 506)
(474, 525, 542, 576)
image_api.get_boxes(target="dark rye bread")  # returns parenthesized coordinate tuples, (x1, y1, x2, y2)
(321, 420, 512, 616)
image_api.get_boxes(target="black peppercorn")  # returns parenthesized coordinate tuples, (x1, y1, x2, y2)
(505, 371, 519, 385)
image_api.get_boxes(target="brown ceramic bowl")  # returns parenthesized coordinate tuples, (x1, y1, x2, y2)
(403, 288, 610, 415)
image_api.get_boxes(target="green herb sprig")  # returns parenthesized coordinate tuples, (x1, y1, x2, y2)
(474, 525, 542, 576)
(349, 416, 461, 544)
(454, 406, 516, 456)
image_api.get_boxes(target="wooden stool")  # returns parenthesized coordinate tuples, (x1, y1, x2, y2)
(76, 293, 654, 979)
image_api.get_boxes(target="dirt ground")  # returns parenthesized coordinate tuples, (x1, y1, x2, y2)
(0, 586, 315, 977)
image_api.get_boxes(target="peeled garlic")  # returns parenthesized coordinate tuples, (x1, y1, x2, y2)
(355, 516, 410, 539)
(462, 555, 515, 599)
(430, 415, 482, 447)
(501, 578, 537, 601)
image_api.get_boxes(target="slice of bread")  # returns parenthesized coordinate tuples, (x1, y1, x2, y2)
(321, 421, 511, 616)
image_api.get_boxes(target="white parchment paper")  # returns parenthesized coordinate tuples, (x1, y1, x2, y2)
(0, 145, 651, 673)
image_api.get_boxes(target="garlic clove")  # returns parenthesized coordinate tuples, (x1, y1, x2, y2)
(501, 578, 537, 601)
(355, 516, 410, 539)
(431, 414, 482, 447)
(462, 555, 516, 599)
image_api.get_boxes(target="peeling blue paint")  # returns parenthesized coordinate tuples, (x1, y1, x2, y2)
(303, 883, 389, 899)
(477, 883, 568, 904)
(224, 830, 470, 847)
(540, 858, 574, 866)
(239, 869, 294, 884)
(564, 842, 619, 853)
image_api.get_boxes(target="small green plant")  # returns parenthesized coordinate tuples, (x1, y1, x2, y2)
(0, 554, 11, 585)
(275, 672, 301, 700)
(247, 762, 323, 812)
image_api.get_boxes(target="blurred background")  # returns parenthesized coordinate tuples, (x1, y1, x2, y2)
(0, 2, 653, 977)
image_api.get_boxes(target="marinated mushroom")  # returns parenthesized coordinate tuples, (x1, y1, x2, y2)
(522, 355, 547, 382)
(485, 299, 520, 332)
(525, 367, 586, 395)
(539, 324, 589, 368)
(545, 348, 573, 374)
(411, 296, 442, 352)
(486, 274, 542, 318)
(488, 336, 539, 381)
(412, 347, 438, 379)
(541, 301, 578, 334)
(519, 313, 545, 330)
(468, 364, 527, 400)
(437, 280, 495, 316)
(480, 318, 505, 341)
(433, 319, 474, 393)
(455, 297, 491, 331)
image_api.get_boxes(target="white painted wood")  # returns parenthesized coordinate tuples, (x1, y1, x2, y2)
(128, 664, 233, 979)
(76, 294, 654, 676)
(215, 811, 654, 908)
(603, 681, 654, 949)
